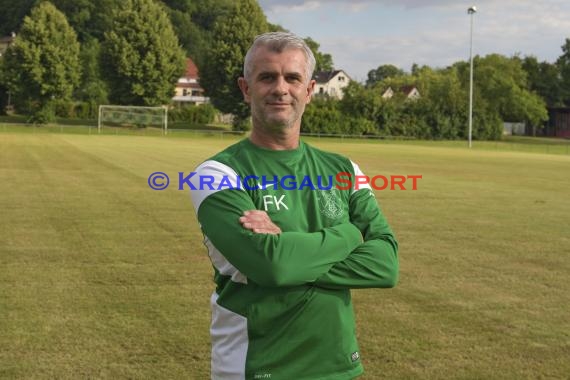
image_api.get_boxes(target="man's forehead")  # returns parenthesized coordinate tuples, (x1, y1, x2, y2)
(251, 47, 307, 72)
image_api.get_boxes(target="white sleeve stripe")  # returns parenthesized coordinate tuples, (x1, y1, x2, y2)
(350, 160, 371, 196)
(205, 237, 247, 285)
(189, 160, 244, 212)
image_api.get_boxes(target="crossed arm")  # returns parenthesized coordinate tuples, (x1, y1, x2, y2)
(238, 189, 399, 289)
(192, 160, 397, 289)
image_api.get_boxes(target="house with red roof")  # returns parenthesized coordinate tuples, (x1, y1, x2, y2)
(172, 57, 209, 105)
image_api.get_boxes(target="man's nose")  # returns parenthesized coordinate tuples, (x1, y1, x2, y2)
(272, 76, 288, 95)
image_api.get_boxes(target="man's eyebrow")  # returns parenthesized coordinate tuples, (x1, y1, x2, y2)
(286, 72, 303, 79)
(256, 70, 304, 78)
(256, 70, 277, 77)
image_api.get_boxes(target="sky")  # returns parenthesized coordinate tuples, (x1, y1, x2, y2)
(258, 0, 570, 82)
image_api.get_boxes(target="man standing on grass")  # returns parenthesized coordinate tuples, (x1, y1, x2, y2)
(189, 32, 398, 380)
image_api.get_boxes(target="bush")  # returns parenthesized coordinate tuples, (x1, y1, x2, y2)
(169, 104, 217, 125)
(0, 84, 8, 115)
(54, 100, 76, 118)
(27, 101, 56, 124)
(74, 102, 95, 119)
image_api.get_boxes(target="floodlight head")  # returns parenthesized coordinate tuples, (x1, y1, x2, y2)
(468, 6, 477, 14)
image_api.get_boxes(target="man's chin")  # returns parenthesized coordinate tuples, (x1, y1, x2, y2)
(265, 117, 294, 130)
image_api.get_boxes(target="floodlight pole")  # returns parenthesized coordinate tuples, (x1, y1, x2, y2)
(468, 6, 477, 148)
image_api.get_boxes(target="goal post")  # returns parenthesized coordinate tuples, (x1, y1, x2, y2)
(98, 105, 168, 134)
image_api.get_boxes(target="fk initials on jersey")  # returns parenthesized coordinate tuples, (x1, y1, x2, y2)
(262, 194, 288, 211)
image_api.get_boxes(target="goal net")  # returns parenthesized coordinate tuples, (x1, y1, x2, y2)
(98, 105, 168, 134)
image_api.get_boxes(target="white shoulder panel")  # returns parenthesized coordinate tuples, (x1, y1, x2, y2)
(189, 160, 244, 212)
(351, 160, 372, 195)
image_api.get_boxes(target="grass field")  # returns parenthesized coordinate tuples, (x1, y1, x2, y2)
(1, 128, 569, 379)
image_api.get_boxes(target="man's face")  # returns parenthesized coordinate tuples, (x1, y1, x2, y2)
(239, 46, 315, 131)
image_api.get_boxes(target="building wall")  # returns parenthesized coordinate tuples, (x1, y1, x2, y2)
(315, 71, 350, 99)
(544, 107, 570, 138)
(0, 34, 15, 57)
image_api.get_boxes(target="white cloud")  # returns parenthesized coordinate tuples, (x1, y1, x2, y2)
(259, 0, 376, 13)
(321, 29, 468, 81)
(258, 1, 570, 81)
(267, 0, 321, 13)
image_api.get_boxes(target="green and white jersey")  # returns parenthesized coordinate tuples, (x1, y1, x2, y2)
(189, 139, 398, 380)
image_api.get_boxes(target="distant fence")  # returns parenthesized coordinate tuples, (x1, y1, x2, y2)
(1, 123, 569, 155)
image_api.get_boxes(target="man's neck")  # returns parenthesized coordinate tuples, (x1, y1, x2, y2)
(249, 124, 300, 150)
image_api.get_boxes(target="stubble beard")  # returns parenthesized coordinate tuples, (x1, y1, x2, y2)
(253, 103, 303, 133)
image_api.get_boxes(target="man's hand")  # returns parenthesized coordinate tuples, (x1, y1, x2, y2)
(239, 210, 282, 235)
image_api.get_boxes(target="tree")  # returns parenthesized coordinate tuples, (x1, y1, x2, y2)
(54, 0, 122, 40)
(167, 9, 206, 63)
(100, 0, 186, 106)
(366, 64, 404, 87)
(0, 1, 81, 122)
(557, 38, 570, 106)
(76, 38, 108, 107)
(49, 0, 95, 41)
(340, 81, 384, 123)
(410, 66, 467, 139)
(163, 0, 234, 68)
(521, 55, 563, 107)
(474, 54, 547, 127)
(304, 37, 334, 73)
(0, 79, 8, 115)
(0, 0, 37, 36)
(199, 0, 269, 130)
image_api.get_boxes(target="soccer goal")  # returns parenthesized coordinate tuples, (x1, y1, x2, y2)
(98, 105, 168, 134)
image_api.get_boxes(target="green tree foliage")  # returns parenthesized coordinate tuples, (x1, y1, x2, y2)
(411, 66, 467, 139)
(76, 38, 109, 106)
(469, 54, 547, 127)
(100, 0, 186, 106)
(0, 1, 81, 123)
(521, 55, 564, 107)
(304, 37, 334, 72)
(169, 103, 217, 125)
(49, 0, 95, 41)
(556, 38, 570, 106)
(0, 0, 38, 36)
(167, 9, 205, 62)
(161, 0, 234, 67)
(336, 57, 542, 140)
(340, 81, 385, 124)
(0, 81, 8, 115)
(199, 0, 269, 130)
(48, 0, 121, 41)
(365, 64, 405, 87)
(302, 97, 374, 135)
(171, 0, 234, 31)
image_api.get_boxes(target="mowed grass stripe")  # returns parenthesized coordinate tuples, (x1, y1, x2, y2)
(0, 134, 211, 379)
(318, 142, 570, 379)
(1, 131, 569, 379)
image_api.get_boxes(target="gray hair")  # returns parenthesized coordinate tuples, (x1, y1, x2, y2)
(243, 32, 316, 82)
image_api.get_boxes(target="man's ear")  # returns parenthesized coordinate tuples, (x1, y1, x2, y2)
(306, 79, 316, 104)
(238, 77, 251, 103)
